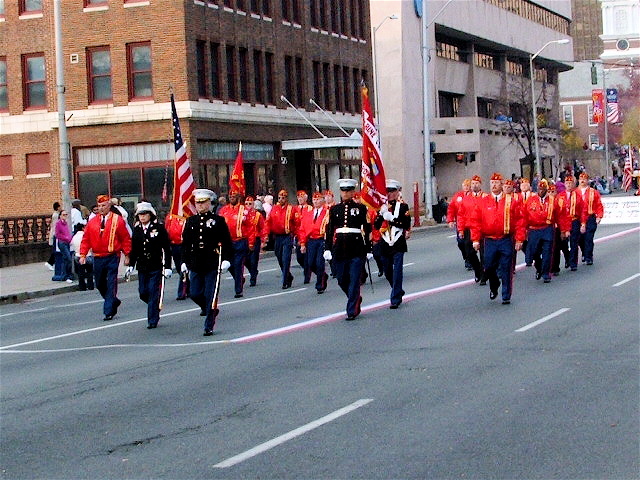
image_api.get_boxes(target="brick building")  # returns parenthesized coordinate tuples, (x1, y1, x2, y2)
(0, 0, 372, 220)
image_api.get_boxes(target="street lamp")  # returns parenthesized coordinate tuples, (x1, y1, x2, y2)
(371, 14, 398, 123)
(530, 38, 569, 179)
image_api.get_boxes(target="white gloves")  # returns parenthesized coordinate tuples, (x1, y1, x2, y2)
(125, 266, 134, 275)
(379, 204, 388, 215)
(323, 250, 333, 261)
(366, 253, 374, 260)
(163, 268, 172, 278)
(220, 260, 231, 272)
(181, 263, 189, 273)
(382, 211, 395, 222)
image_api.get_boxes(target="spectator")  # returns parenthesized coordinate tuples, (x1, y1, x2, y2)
(45, 201, 62, 271)
(71, 224, 94, 291)
(52, 210, 74, 283)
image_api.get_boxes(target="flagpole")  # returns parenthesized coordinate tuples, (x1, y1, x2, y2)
(602, 66, 610, 181)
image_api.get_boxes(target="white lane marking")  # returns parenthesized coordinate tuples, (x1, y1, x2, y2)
(403, 262, 415, 267)
(613, 273, 640, 287)
(515, 308, 570, 332)
(214, 399, 374, 468)
(0, 288, 305, 351)
(0, 298, 104, 318)
(1, 340, 230, 354)
(447, 234, 456, 238)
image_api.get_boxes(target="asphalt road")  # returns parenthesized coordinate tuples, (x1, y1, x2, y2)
(1, 224, 638, 479)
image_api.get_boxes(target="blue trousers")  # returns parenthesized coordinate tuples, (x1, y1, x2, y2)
(528, 226, 554, 281)
(274, 234, 293, 286)
(579, 215, 598, 262)
(230, 238, 249, 295)
(138, 270, 162, 327)
(189, 269, 218, 332)
(381, 251, 405, 306)
(568, 219, 582, 269)
(93, 254, 121, 316)
(483, 236, 515, 301)
(305, 238, 327, 291)
(333, 256, 363, 317)
(172, 244, 189, 299)
(244, 237, 261, 284)
(52, 242, 73, 281)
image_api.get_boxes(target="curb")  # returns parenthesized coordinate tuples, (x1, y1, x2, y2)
(0, 223, 445, 305)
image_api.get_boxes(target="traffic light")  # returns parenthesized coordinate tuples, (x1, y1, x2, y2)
(591, 63, 598, 85)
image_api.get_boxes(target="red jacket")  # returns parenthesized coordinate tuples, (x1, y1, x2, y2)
(558, 190, 588, 225)
(457, 191, 488, 232)
(297, 206, 329, 247)
(446, 190, 467, 224)
(579, 186, 604, 218)
(219, 204, 255, 247)
(470, 193, 526, 243)
(523, 193, 571, 232)
(80, 212, 131, 258)
(246, 208, 268, 247)
(266, 203, 300, 235)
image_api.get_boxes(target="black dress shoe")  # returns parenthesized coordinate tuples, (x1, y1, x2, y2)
(502, 300, 511, 305)
(303, 279, 310, 284)
(203, 329, 214, 336)
(570, 267, 577, 271)
(586, 260, 593, 265)
(176, 296, 186, 301)
(389, 304, 399, 309)
(479, 280, 487, 286)
(200, 309, 206, 316)
(234, 293, 243, 298)
(317, 289, 325, 294)
(490, 290, 498, 300)
(543, 278, 551, 283)
(249, 280, 256, 287)
(103, 315, 113, 321)
(535, 272, 542, 280)
(345, 315, 356, 321)
(147, 324, 157, 329)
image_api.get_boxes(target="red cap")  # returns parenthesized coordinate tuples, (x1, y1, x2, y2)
(278, 189, 288, 197)
(490, 172, 503, 181)
(539, 179, 549, 189)
(564, 174, 575, 182)
(471, 175, 482, 183)
(245, 195, 254, 202)
(579, 172, 589, 179)
(96, 194, 109, 203)
(504, 179, 514, 186)
(323, 190, 334, 196)
(312, 192, 324, 199)
(296, 190, 307, 196)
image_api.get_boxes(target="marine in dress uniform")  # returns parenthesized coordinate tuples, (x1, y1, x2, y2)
(181, 189, 233, 336)
(219, 191, 255, 298)
(562, 175, 588, 271)
(324, 179, 372, 320)
(471, 173, 525, 304)
(577, 172, 604, 265)
(447, 178, 472, 269)
(126, 202, 172, 329)
(244, 196, 268, 286)
(522, 179, 570, 283)
(374, 180, 411, 309)
(457, 175, 488, 283)
(80, 194, 132, 321)
(265, 190, 300, 289)
(298, 192, 330, 293)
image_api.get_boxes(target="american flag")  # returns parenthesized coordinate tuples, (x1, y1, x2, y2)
(169, 94, 197, 217)
(606, 88, 620, 124)
(622, 153, 633, 192)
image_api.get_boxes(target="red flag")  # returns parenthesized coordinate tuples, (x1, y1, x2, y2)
(166, 93, 196, 244)
(229, 142, 246, 196)
(622, 152, 633, 192)
(360, 85, 387, 210)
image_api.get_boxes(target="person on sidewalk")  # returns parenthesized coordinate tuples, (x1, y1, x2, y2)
(79, 194, 132, 321)
(71, 224, 94, 291)
(126, 202, 172, 329)
(52, 210, 74, 283)
(324, 179, 372, 321)
(374, 180, 411, 309)
(45, 202, 62, 271)
(181, 189, 233, 336)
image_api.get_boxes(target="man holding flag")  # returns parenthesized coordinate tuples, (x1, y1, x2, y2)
(164, 93, 197, 300)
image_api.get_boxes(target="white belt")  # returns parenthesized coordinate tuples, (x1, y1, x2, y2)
(336, 227, 361, 234)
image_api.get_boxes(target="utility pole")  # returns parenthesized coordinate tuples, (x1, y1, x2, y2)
(54, 0, 71, 211)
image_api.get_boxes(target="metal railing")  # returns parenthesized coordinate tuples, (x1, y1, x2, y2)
(0, 216, 51, 246)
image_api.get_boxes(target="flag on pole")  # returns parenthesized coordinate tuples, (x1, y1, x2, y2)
(360, 85, 387, 210)
(229, 142, 246, 196)
(592, 89, 605, 124)
(166, 93, 197, 244)
(606, 88, 620, 124)
(622, 148, 633, 192)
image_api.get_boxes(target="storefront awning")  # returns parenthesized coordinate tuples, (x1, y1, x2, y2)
(281, 130, 362, 151)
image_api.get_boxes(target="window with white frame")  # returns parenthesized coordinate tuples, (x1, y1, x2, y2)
(562, 105, 573, 127)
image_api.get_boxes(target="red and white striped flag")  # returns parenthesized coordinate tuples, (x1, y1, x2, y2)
(165, 94, 196, 245)
(622, 153, 633, 192)
(360, 85, 387, 210)
(169, 93, 196, 218)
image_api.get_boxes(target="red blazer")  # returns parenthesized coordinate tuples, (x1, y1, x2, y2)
(446, 190, 467, 224)
(297, 206, 329, 247)
(558, 190, 588, 225)
(579, 186, 604, 218)
(219, 204, 255, 247)
(80, 212, 131, 258)
(457, 191, 488, 232)
(470, 193, 526, 243)
(246, 208, 268, 247)
(266, 203, 300, 235)
(523, 193, 571, 232)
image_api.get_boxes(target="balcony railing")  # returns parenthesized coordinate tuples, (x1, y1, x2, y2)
(0, 216, 51, 246)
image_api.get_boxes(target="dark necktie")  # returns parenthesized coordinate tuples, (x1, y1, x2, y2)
(495, 196, 499, 206)
(101, 216, 106, 230)
(314, 209, 319, 221)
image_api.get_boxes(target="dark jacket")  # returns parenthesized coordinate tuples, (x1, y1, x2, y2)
(374, 200, 411, 254)
(325, 200, 372, 260)
(181, 211, 233, 273)
(129, 221, 172, 272)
